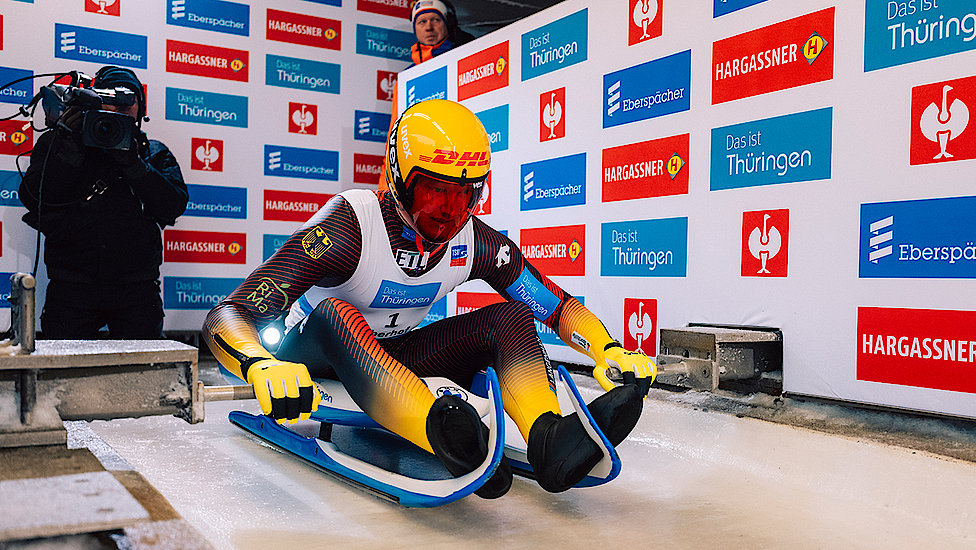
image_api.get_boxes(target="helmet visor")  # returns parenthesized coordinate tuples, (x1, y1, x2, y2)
(406, 172, 483, 242)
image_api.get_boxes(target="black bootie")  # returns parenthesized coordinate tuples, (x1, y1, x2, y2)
(526, 383, 644, 493)
(426, 395, 512, 499)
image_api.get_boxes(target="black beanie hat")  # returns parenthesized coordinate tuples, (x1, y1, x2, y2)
(92, 66, 145, 120)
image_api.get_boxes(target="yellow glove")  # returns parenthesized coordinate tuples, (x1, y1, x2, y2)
(245, 359, 321, 424)
(593, 344, 656, 396)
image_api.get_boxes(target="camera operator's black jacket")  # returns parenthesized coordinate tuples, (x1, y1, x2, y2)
(19, 130, 188, 284)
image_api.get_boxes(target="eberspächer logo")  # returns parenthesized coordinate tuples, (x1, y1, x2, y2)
(911, 74, 975, 165)
(55, 23, 147, 69)
(520, 153, 586, 211)
(406, 66, 447, 108)
(185, 183, 246, 219)
(603, 50, 690, 129)
(860, 196, 976, 279)
(167, 0, 249, 36)
(710, 107, 832, 191)
(355, 110, 391, 143)
(264, 144, 338, 181)
(865, 0, 976, 72)
(601, 218, 688, 277)
(0, 67, 32, 105)
(712, 7, 834, 104)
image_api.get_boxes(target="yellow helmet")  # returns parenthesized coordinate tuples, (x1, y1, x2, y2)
(386, 99, 490, 243)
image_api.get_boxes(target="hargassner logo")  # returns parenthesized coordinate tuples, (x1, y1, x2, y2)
(185, 183, 246, 219)
(0, 67, 32, 105)
(520, 153, 586, 211)
(602, 134, 689, 202)
(264, 145, 339, 181)
(406, 66, 447, 108)
(601, 218, 688, 277)
(603, 50, 690, 129)
(266, 54, 340, 95)
(520, 224, 585, 276)
(857, 306, 976, 394)
(370, 280, 442, 309)
(623, 298, 656, 355)
(629, 0, 662, 45)
(353, 153, 383, 184)
(0, 121, 32, 156)
(190, 138, 223, 171)
(166, 40, 248, 82)
(712, 8, 834, 104)
(356, 24, 414, 61)
(710, 107, 832, 191)
(86, 0, 120, 16)
(165, 87, 248, 128)
(358, 0, 410, 18)
(267, 9, 341, 50)
(521, 8, 588, 81)
(164, 229, 245, 264)
(742, 209, 789, 277)
(167, 0, 249, 36)
(540, 88, 565, 142)
(714, 0, 770, 18)
(0, 171, 22, 206)
(859, 196, 976, 278)
(476, 104, 509, 153)
(911, 75, 975, 165)
(289, 103, 318, 135)
(458, 41, 509, 101)
(264, 189, 333, 222)
(54, 24, 147, 69)
(865, 0, 976, 71)
(377, 70, 397, 101)
(163, 277, 242, 310)
(355, 110, 391, 143)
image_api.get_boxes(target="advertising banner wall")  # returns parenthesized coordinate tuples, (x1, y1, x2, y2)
(0, 0, 412, 329)
(396, 0, 976, 419)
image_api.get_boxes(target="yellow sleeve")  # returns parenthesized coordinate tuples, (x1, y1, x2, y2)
(556, 298, 619, 365)
(203, 303, 275, 382)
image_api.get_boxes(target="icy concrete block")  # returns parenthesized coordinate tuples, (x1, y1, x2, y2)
(0, 471, 149, 541)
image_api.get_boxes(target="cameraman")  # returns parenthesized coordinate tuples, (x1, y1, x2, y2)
(19, 66, 187, 339)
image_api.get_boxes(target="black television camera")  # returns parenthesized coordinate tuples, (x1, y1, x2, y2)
(39, 72, 138, 151)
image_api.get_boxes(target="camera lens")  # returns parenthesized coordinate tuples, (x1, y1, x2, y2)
(91, 117, 123, 147)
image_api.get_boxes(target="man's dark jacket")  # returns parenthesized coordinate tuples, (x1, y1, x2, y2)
(19, 129, 187, 283)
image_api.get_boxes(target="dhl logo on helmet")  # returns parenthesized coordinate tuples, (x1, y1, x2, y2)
(419, 149, 489, 167)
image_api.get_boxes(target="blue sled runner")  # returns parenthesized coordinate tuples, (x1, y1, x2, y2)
(229, 366, 621, 507)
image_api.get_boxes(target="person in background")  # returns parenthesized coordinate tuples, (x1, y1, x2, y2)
(409, 0, 474, 66)
(19, 66, 187, 339)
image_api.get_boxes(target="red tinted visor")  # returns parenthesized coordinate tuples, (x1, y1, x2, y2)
(405, 172, 485, 242)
